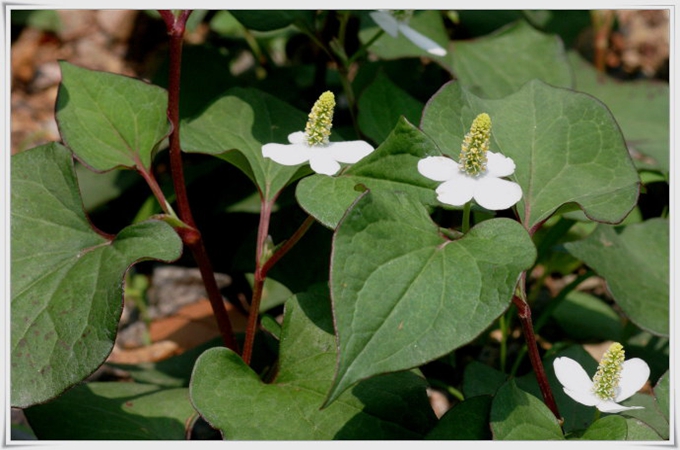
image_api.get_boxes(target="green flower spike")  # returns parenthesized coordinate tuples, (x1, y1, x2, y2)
(553, 342, 651, 413)
(305, 91, 335, 147)
(458, 112, 491, 176)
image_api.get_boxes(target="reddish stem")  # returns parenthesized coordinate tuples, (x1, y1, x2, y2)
(159, 10, 238, 352)
(512, 294, 562, 422)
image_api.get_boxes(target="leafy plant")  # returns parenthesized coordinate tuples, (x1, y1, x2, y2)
(11, 9, 669, 441)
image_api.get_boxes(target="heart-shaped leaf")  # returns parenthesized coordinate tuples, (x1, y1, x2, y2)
(326, 189, 535, 404)
(564, 219, 669, 336)
(490, 380, 564, 440)
(190, 285, 437, 439)
(296, 117, 438, 229)
(421, 80, 640, 231)
(11, 143, 182, 407)
(569, 52, 669, 174)
(24, 383, 195, 440)
(181, 87, 308, 200)
(447, 20, 573, 98)
(56, 62, 170, 172)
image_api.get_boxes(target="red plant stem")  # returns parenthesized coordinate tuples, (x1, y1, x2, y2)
(242, 197, 275, 364)
(159, 10, 238, 352)
(512, 294, 561, 422)
(261, 215, 315, 274)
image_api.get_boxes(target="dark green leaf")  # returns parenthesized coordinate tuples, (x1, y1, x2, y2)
(653, 371, 669, 422)
(625, 418, 664, 440)
(24, 383, 194, 439)
(230, 10, 315, 31)
(357, 71, 424, 143)
(56, 62, 170, 172)
(11, 143, 182, 407)
(552, 291, 624, 341)
(490, 380, 564, 440)
(462, 361, 507, 398)
(181, 87, 308, 200)
(564, 219, 669, 336)
(190, 285, 437, 439)
(421, 80, 640, 230)
(620, 393, 669, 439)
(327, 190, 535, 404)
(426, 395, 492, 440)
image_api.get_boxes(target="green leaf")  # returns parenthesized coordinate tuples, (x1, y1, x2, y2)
(357, 72, 424, 144)
(653, 371, 670, 422)
(181, 87, 308, 200)
(11, 143, 182, 407)
(564, 219, 669, 336)
(569, 52, 669, 174)
(296, 117, 438, 229)
(462, 361, 507, 398)
(490, 380, 564, 440)
(420, 80, 640, 230)
(624, 418, 664, 440)
(326, 189, 535, 404)
(579, 415, 627, 440)
(190, 285, 437, 439)
(619, 392, 669, 439)
(360, 10, 449, 60)
(56, 62, 170, 172)
(425, 395, 492, 440)
(229, 10, 315, 31)
(552, 290, 624, 341)
(24, 383, 194, 439)
(447, 20, 572, 98)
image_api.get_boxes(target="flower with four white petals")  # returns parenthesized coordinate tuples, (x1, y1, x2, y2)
(417, 113, 523, 210)
(262, 91, 374, 176)
(553, 342, 651, 413)
(369, 10, 447, 57)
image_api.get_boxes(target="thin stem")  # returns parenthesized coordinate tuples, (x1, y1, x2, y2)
(499, 313, 508, 373)
(137, 166, 174, 216)
(242, 197, 275, 365)
(261, 215, 316, 275)
(461, 201, 472, 233)
(347, 29, 385, 65)
(159, 10, 238, 352)
(512, 294, 561, 422)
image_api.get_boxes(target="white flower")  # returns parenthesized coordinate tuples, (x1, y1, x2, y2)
(370, 10, 447, 57)
(553, 343, 651, 413)
(262, 131, 374, 176)
(417, 113, 522, 210)
(262, 91, 374, 176)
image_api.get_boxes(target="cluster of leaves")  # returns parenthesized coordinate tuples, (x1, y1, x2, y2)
(11, 10, 669, 440)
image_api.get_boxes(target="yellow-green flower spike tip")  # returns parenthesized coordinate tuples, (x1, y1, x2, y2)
(592, 342, 625, 400)
(459, 113, 491, 176)
(305, 91, 335, 147)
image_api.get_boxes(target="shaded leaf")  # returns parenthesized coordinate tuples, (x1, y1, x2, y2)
(357, 71, 424, 143)
(552, 290, 624, 341)
(421, 79, 640, 230)
(181, 87, 308, 200)
(579, 415, 627, 440)
(490, 379, 564, 440)
(425, 395, 492, 440)
(56, 62, 170, 172)
(564, 219, 669, 336)
(24, 383, 194, 439)
(327, 189, 535, 404)
(11, 143, 182, 407)
(462, 361, 507, 398)
(230, 10, 315, 31)
(190, 285, 436, 440)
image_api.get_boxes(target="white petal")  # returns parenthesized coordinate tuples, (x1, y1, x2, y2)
(472, 177, 522, 210)
(398, 23, 447, 56)
(369, 11, 399, 37)
(287, 131, 306, 144)
(262, 142, 311, 166)
(563, 388, 601, 407)
(309, 153, 341, 175)
(417, 156, 459, 182)
(486, 151, 516, 177)
(614, 358, 650, 402)
(553, 357, 594, 395)
(596, 400, 644, 413)
(327, 140, 374, 164)
(435, 176, 474, 206)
